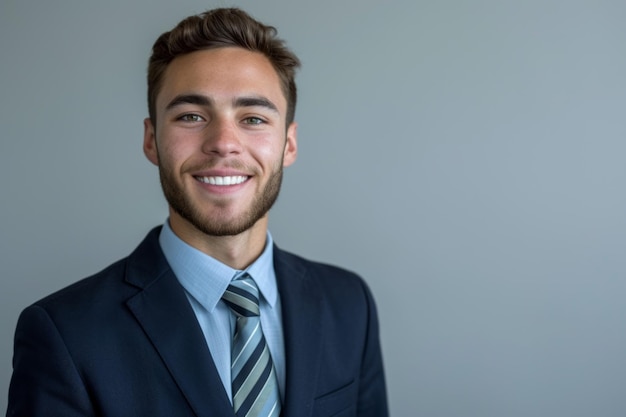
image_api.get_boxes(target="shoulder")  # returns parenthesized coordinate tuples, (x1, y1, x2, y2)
(273, 246, 377, 311)
(274, 246, 362, 283)
(26, 257, 133, 331)
(29, 227, 165, 318)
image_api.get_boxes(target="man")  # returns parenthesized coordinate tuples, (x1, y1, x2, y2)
(7, 8, 388, 417)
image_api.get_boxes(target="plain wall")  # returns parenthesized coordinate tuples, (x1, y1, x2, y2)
(2, 0, 626, 415)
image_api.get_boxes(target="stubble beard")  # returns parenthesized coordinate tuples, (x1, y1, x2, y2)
(158, 158, 283, 237)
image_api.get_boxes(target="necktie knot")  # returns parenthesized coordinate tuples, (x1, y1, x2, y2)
(222, 274, 260, 318)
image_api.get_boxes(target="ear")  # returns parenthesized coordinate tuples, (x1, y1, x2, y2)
(282, 122, 298, 167)
(143, 118, 159, 166)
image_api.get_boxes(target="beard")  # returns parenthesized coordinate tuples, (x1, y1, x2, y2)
(158, 158, 284, 237)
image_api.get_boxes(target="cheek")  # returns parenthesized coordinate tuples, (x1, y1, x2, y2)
(157, 134, 194, 167)
(253, 145, 285, 170)
(247, 133, 288, 164)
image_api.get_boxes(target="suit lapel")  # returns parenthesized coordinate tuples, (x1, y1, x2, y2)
(125, 228, 234, 417)
(274, 247, 324, 417)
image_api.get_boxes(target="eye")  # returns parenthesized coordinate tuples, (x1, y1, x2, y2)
(178, 114, 204, 122)
(242, 116, 266, 125)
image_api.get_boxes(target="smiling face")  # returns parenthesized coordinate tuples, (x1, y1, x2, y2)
(143, 47, 297, 242)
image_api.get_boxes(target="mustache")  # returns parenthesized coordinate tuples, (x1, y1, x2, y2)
(185, 158, 256, 174)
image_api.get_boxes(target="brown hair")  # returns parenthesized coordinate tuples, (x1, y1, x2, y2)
(147, 8, 301, 126)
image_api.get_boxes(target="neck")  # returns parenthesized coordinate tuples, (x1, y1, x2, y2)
(168, 214, 269, 270)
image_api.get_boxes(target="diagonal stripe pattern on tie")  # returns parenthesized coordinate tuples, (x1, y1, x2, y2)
(222, 274, 281, 417)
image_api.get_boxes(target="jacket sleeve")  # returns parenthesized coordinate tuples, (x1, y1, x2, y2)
(7, 305, 94, 417)
(356, 281, 389, 417)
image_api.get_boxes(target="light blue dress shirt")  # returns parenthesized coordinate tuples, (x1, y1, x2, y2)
(158, 221, 285, 403)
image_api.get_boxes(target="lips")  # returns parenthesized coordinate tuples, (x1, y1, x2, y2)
(194, 175, 248, 186)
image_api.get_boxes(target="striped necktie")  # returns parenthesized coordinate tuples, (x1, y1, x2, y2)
(222, 274, 281, 417)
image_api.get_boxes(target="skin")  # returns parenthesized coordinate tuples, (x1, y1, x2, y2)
(143, 47, 298, 270)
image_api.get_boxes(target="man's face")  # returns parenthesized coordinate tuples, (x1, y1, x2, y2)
(143, 47, 297, 238)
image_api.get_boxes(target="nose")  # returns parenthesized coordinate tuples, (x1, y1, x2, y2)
(201, 117, 243, 156)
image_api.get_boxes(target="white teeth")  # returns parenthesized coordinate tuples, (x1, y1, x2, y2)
(196, 175, 247, 186)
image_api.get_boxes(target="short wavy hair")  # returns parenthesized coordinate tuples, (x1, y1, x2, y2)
(147, 8, 301, 126)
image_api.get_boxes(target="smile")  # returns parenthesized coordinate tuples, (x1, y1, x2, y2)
(195, 175, 248, 186)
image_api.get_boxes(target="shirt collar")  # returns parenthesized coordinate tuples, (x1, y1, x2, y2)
(159, 220, 277, 313)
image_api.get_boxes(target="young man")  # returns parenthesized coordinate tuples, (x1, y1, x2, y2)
(7, 8, 388, 417)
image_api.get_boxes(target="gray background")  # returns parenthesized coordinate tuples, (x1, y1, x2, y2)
(1, 0, 625, 415)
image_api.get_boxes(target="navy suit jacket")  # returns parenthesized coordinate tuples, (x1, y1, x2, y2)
(7, 227, 388, 417)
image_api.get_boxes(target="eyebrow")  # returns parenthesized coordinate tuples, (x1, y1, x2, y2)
(164, 93, 279, 114)
(165, 94, 212, 111)
(234, 96, 279, 113)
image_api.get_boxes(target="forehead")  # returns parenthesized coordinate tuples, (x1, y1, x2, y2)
(157, 47, 287, 113)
